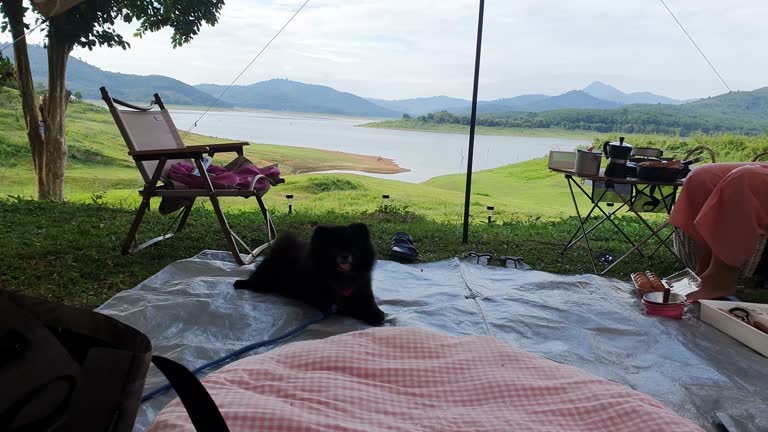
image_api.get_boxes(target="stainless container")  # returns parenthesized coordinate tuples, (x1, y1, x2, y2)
(643, 292, 687, 305)
(631, 147, 664, 158)
(575, 150, 602, 176)
(548, 151, 577, 170)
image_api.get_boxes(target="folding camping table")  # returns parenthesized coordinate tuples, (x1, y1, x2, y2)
(551, 167, 686, 274)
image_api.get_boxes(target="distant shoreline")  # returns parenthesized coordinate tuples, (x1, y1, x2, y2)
(85, 100, 389, 122)
(359, 120, 595, 140)
(85, 99, 593, 139)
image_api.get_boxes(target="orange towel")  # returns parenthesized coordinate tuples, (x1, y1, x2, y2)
(670, 163, 768, 267)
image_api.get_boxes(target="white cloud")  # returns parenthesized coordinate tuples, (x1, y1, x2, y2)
(4, 0, 767, 100)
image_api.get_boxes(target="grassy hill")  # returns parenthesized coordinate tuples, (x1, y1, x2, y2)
(0, 87, 404, 196)
(5, 84, 768, 221)
(0, 85, 588, 221)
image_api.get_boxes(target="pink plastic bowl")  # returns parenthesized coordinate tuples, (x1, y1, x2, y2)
(642, 299, 685, 319)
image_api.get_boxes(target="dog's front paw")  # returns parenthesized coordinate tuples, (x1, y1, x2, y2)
(365, 308, 387, 326)
(233, 279, 250, 290)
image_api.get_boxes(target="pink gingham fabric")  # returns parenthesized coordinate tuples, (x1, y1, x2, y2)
(147, 327, 703, 432)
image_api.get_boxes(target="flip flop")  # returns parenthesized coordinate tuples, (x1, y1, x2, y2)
(463, 252, 493, 265)
(389, 232, 419, 263)
(499, 256, 531, 270)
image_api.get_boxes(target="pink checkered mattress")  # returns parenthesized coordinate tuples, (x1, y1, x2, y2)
(147, 327, 703, 432)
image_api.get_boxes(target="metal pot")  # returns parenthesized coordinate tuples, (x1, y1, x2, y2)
(575, 150, 602, 176)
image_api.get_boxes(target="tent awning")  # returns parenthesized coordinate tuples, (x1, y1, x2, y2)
(32, 0, 84, 17)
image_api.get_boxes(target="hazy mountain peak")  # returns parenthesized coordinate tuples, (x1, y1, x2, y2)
(583, 81, 625, 99)
(582, 81, 683, 105)
(196, 79, 400, 117)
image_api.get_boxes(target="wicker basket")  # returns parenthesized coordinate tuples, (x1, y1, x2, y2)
(673, 230, 768, 285)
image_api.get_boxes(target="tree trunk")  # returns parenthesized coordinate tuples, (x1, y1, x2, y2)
(41, 25, 73, 202)
(2, 0, 47, 197)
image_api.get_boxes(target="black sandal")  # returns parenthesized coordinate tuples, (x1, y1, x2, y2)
(389, 232, 419, 263)
(464, 252, 493, 265)
(499, 256, 531, 270)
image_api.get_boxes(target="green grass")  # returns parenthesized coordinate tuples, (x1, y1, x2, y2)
(0, 198, 713, 310)
(360, 119, 596, 139)
(3, 199, 764, 310)
(424, 158, 577, 216)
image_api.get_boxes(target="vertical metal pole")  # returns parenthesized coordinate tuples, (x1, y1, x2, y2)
(462, 0, 486, 244)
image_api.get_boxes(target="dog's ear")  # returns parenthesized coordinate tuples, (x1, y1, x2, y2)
(348, 223, 370, 238)
(311, 226, 331, 244)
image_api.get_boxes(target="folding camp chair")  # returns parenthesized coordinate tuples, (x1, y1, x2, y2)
(101, 87, 283, 265)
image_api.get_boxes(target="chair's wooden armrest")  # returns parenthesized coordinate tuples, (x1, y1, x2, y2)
(187, 142, 249, 155)
(129, 147, 208, 161)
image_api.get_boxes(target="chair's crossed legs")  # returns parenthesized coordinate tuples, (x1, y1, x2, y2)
(122, 156, 277, 266)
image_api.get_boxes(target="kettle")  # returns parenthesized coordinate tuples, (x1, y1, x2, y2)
(603, 136, 633, 160)
(603, 136, 633, 178)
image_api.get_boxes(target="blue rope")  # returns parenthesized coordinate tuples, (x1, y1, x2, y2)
(141, 312, 328, 403)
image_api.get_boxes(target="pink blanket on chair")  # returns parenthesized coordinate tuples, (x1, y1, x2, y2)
(167, 162, 280, 193)
(147, 328, 703, 432)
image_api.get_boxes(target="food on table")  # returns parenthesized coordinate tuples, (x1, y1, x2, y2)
(632, 273, 652, 292)
(633, 272, 666, 294)
(638, 160, 682, 169)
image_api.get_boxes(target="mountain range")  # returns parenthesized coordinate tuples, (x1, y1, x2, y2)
(3, 42, 767, 135)
(366, 82, 687, 116)
(4, 43, 692, 117)
(3, 44, 231, 107)
(197, 80, 398, 117)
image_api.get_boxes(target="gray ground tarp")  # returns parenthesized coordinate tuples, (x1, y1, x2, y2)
(95, 251, 768, 432)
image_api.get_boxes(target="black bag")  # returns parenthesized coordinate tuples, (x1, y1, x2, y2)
(0, 293, 230, 432)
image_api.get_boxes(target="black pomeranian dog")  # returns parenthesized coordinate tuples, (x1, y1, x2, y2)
(234, 223, 386, 325)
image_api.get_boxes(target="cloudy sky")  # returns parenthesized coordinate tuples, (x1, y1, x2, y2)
(5, 0, 768, 100)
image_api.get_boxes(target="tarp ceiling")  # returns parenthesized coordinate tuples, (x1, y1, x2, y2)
(31, 0, 84, 17)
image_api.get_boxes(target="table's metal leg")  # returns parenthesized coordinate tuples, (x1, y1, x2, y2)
(560, 180, 645, 257)
(564, 179, 645, 258)
(601, 222, 673, 275)
(630, 183, 679, 258)
(562, 204, 622, 252)
(613, 191, 685, 267)
(566, 176, 598, 273)
(561, 182, 610, 254)
(648, 226, 675, 258)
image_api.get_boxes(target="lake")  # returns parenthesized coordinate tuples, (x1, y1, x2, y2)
(170, 109, 588, 183)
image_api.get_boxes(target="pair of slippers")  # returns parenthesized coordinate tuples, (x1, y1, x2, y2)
(463, 252, 531, 270)
(389, 232, 419, 263)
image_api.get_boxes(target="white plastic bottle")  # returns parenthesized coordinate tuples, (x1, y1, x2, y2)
(192, 156, 213, 176)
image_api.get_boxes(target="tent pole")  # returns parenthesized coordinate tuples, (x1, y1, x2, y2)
(462, 0, 486, 244)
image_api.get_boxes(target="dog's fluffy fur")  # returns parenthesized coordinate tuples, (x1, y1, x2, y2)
(234, 223, 385, 325)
